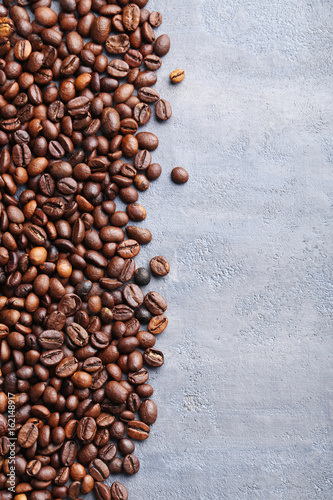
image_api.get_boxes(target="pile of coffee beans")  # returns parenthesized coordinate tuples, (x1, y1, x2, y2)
(0, 1, 185, 499)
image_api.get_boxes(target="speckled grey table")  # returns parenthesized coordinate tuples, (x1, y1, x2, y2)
(106, 1, 333, 499)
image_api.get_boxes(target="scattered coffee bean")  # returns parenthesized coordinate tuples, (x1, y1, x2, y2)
(150, 256, 170, 276)
(134, 267, 151, 286)
(123, 454, 140, 474)
(171, 166, 189, 184)
(170, 68, 185, 83)
(155, 99, 172, 121)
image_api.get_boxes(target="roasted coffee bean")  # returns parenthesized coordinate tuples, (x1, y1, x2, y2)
(123, 283, 144, 308)
(136, 131, 159, 150)
(68, 480, 81, 500)
(134, 70, 157, 88)
(40, 349, 64, 367)
(144, 291, 167, 315)
(144, 54, 162, 70)
(46, 311, 66, 331)
(117, 239, 140, 258)
(77, 417, 97, 444)
(55, 356, 78, 378)
(105, 381, 129, 404)
(107, 59, 129, 79)
(150, 255, 170, 276)
(137, 86, 160, 103)
(136, 330, 156, 348)
(105, 34, 130, 54)
(154, 34, 170, 56)
(149, 11, 162, 27)
(123, 453, 140, 474)
(110, 482, 128, 500)
(127, 420, 150, 440)
(139, 399, 158, 424)
(171, 166, 189, 183)
(67, 323, 89, 347)
(89, 458, 110, 481)
(126, 226, 152, 244)
(144, 347, 165, 367)
(24, 223, 47, 245)
(38, 330, 65, 349)
(18, 422, 39, 448)
(148, 315, 168, 334)
(128, 367, 149, 385)
(134, 149, 151, 170)
(170, 68, 185, 83)
(58, 294, 82, 316)
(99, 443, 117, 462)
(155, 99, 172, 120)
(60, 440, 78, 466)
(94, 482, 111, 500)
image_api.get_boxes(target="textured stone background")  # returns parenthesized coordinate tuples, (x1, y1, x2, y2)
(112, 1, 333, 499)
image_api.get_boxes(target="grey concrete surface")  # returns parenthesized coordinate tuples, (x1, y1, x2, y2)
(110, 1, 333, 499)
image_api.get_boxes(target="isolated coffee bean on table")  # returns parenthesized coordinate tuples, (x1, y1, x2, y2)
(171, 166, 189, 184)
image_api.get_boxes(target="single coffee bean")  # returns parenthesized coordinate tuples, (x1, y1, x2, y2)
(148, 315, 168, 334)
(123, 283, 144, 308)
(150, 256, 170, 276)
(133, 102, 151, 125)
(154, 34, 170, 56)
(58, 294, 82, 316)
(107, 59, 130, 78)
(88, 458, 110, 481)
(77, 416, 97, 444)
(137, 86, 159, 103)
(144, 291, 167, 315)
(136, 131, 159, 151)
(170, 68, 185, 83)
(40, 349, 64, 367)
(128, 367, 149, 385)
(91, 16, 111, 44)
(155, 99, 172, 120)
(134, 267, 151, 286)
(171, 166, 189, 183)
(67, 323, 89, 347)
(126, 203, 146, 222)
(117, 239, 140, 258)
(149, 11, 162, 27)
(99, 443, 117, 461)
(60, 440, 78, 467)
(109, 458, 123, 475)
(139, 399, 158, 424)
(18, 422, 39, 448)
(68, 480, 81, 500)
(94, 482, 111, 500)
(38, 330, 65, 349)
(126, 226, 152, 244)
(134, 149, 151, 170)
(105, 34, 130, 54)
(123, 4, 140, 31)
(123, 453, 140, 474)
(110, 482, 128, 500)
(144, 54, 162, 70)
(136, 331, 156, 348)
(26, 459, 42, 477)
(127, 420, 150, 440)
(144, 347, 165, 367)
(105, 381, 128, 404)
(55, 356, 79, 378)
